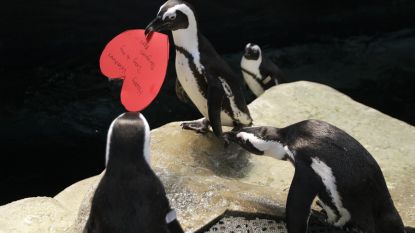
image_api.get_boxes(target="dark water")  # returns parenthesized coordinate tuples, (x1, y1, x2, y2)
(1, 0, 414, 205)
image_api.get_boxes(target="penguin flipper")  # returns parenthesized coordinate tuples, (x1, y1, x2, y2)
(261, 58, 286, 84)
(286, 164, 320, 233)
(270, 69, 286, 84)
(207, 77, 225, 137)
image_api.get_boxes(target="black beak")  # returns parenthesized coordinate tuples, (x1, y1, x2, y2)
(145, 16, 168, 38)
(244, 46, 254, 57)
(244, 48, 259, 60)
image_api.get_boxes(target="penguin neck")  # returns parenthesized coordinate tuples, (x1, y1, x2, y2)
(241, 56, 262, 75)
(105, 118, 152, 175)
(172, 14, 204, 73)
(106, 153, 150, 177)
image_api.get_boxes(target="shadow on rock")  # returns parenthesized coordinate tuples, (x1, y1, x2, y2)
(189, 133, 253, 179)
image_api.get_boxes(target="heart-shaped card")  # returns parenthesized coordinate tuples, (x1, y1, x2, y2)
(100, 29, 169, 112)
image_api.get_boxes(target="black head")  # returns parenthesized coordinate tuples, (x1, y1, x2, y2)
(105, 112, 150, 170)
(145, 0, 195, 37)
(243, 43, 262, 60)
(224, 126, 280, 156)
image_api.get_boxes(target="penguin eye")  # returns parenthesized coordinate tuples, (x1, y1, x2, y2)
(168, 14, 176, 20)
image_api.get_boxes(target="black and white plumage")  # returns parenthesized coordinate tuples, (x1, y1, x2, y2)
(241, 43, 285, 97)
(224, 120, 406, 233)
(145, 0, 252, 137)
(84, 112, 183, 233)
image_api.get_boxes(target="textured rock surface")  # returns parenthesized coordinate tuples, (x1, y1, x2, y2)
(0, 197, 72, 233)
(1, 81, 414, 233)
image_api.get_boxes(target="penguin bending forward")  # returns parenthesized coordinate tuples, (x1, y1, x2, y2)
(145, 0, 252, 137)
(224, 120, 406, 233)
(84, 113, 184, 233)
(241, 43, 286, 97)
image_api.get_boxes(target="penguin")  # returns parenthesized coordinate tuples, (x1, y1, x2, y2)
(175, 78, 193, 106)
(241, 43, 286, 97)
(223, 120, 406, 233)
(145, 0, 252, 137)
(84, 112, 184, 233)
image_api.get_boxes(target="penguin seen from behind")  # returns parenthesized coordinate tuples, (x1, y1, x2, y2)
(84, 112, 183, 233)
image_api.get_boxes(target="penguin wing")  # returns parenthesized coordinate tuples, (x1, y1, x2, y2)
(286, 163, 321, 232)
(175, 78, 193, 105)
(260, 58, 286, 84)
(207, 75, 225, 137)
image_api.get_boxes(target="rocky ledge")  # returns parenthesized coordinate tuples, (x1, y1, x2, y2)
(1, 81, 414, 233)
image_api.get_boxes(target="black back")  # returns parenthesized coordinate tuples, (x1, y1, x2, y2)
(259, 57, 286, 85)
(198, 34, 251, 120)
(278, 120, 405, 233)
(84, 112, 183, 233)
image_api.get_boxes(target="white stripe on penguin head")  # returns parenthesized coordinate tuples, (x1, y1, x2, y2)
(105, 113, 126, 167)
(236, 131, 288, 160)
(105, 113, 151, 167)
(138, 113, 151, 166)
(167, 3, 204, 74)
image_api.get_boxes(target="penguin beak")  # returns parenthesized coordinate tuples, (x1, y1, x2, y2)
(244, 47, 257, 59)
(145, 16, 169, 37)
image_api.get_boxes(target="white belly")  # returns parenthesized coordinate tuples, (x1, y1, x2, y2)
(242, 71, 265, 97)
(175, 53, 234, 126)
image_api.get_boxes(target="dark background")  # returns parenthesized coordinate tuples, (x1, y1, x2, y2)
(1, 0, 414, 205)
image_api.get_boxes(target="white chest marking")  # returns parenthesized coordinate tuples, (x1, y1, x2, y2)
(169, 4, 237, 126)
(175, 52, 208, 117)
(241, 57, 265, 97)
(169, 4, 203, 74)
(175, 53, 234, 126)
(311, 158, 351, 227)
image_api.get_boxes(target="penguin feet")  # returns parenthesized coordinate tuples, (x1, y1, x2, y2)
(223, 131, 237, 147)
(181, 118, 209, 134)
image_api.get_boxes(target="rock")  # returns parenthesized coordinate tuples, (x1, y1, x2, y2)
(72, 82, 415, 232)
(0, 197, 72, 233)
(54, 174, 103, 233)
(1, 81, 414, 233)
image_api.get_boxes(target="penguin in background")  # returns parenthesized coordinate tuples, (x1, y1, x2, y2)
(224, 120, 406, 233)
(145, 0, 253, 138)
(84, 112, 184, 233)
(241, 43, 286, 97)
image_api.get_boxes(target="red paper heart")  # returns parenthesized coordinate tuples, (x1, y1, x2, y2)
(100, 29, 169, 112)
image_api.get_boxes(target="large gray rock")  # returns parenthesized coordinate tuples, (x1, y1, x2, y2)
(1, 81, 414, 233)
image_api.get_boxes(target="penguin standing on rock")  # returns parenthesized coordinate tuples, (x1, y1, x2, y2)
(84, 112, 183, 233)
(224, 120, 406, 233)
(145, 0, 253, 138)
(241, 43, 285, 97)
